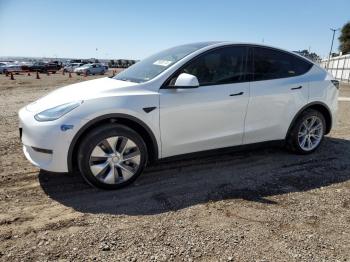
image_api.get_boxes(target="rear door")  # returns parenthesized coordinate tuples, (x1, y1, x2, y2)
(91, 64, 97, 74)
(159, 45, 250, 157)
(244, 46, 312, 144)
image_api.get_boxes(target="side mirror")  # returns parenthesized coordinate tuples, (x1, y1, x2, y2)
(174, 73, 199, 88)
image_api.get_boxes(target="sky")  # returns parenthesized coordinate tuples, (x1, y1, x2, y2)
(0, 0, 349, 60)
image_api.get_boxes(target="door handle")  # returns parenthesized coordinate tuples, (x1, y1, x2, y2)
(291, 86, 302, 90)
(229, 92, 244, 96)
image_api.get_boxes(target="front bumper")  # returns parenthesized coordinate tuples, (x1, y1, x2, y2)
(18, 107, 85, 172)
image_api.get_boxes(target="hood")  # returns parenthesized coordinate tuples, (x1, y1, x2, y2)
(26, 77, 138, 113)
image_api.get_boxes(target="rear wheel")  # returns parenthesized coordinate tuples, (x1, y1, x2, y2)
(77, 124, 148, 189)
(286, 109, 326, 154)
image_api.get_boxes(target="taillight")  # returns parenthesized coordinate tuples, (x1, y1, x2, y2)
(331, 80, 340, 89)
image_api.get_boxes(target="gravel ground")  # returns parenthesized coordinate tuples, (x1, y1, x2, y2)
(0, 72, 350, 261)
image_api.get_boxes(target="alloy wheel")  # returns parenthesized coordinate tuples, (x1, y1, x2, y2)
(298, 116, 323, 151)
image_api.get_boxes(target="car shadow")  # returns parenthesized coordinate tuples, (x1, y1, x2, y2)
(39, 137, 350, 216)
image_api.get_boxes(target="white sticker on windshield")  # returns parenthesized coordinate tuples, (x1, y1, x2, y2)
(153, 60, 173, 67)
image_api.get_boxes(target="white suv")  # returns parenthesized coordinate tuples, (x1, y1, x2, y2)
(19, 42, 339, 189)
(74, 63, 106, 75)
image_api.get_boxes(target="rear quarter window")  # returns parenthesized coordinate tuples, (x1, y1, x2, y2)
(253, 47, 312, 81)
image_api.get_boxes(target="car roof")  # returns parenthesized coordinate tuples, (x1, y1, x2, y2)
(200, 41, 290, 51)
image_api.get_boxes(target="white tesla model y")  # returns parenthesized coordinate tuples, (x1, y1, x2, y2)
(19, 42, 339, 189)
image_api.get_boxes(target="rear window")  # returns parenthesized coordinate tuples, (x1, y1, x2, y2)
(253, 47, 312, 81)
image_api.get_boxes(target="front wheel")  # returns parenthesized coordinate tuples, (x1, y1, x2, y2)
(286, 109, 326, 154)
(77, 124, 148, 189)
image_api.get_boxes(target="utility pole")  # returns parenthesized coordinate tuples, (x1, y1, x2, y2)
(327, 28, 339, 69)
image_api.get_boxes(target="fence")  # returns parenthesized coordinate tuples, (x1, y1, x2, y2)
(320, 54, 350, 83)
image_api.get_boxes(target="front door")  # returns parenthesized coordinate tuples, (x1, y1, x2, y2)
(159, 46, 250, 157)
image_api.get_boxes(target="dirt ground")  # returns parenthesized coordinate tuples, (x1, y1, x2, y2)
(0, 72, 350, 262)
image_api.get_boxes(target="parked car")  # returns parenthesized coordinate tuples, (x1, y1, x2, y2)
(0, 63, 22, 74)
(28, 62, 61, 73)
(0, 62, 8, 73)
(74, 63, 107, 75)
(63, 63, 84, 73)
(19, 42, 339, 189)
(20, 62, 34, 72)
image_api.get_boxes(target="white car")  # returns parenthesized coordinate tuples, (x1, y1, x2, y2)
(19, 42, 339, 189)
(74, 63, 106, 75)
(63, 63, 84, 73)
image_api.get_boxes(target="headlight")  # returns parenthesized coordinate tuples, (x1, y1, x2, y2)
(34, 101, 83, 122)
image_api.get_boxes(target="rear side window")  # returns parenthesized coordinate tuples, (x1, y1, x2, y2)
(253, 47, 312, 81)
(168, 46, 247, 86)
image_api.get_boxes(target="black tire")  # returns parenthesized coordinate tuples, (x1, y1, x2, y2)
(77, 123, 148, 189)
(286, 109, 326, 154)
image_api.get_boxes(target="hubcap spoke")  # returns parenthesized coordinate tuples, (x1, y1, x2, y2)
(99, 139, 114, 154)
(307, 137, 313, 149)
(90, 161, 110, 177)
(311, 134, 321, 139)
(116, 137, 128, 154)
(91, 146, 109, 159)
(308, 117, 317, 129)
(106, 137, 118, 153)
(123, 149, 140, 162)
(298, 130, 307, 137)
(118, 163, 136, 180)
(103, 166, 117, 184)
(300, 135, 307, 148)
(310, 123, 322, 133)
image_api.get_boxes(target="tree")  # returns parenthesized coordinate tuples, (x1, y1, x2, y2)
(294, 49, 321, 62)
(339, 22, 350, 54)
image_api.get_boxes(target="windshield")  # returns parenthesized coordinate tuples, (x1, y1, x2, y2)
(114, 42, 216, 83)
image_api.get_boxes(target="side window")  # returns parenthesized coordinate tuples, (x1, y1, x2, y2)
(253, 47, 312, 81)
(169, 46, 247, 86)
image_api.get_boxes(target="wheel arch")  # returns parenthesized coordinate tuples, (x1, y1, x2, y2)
(286, 102, 333, 139)
(67, 113, 159, 173)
